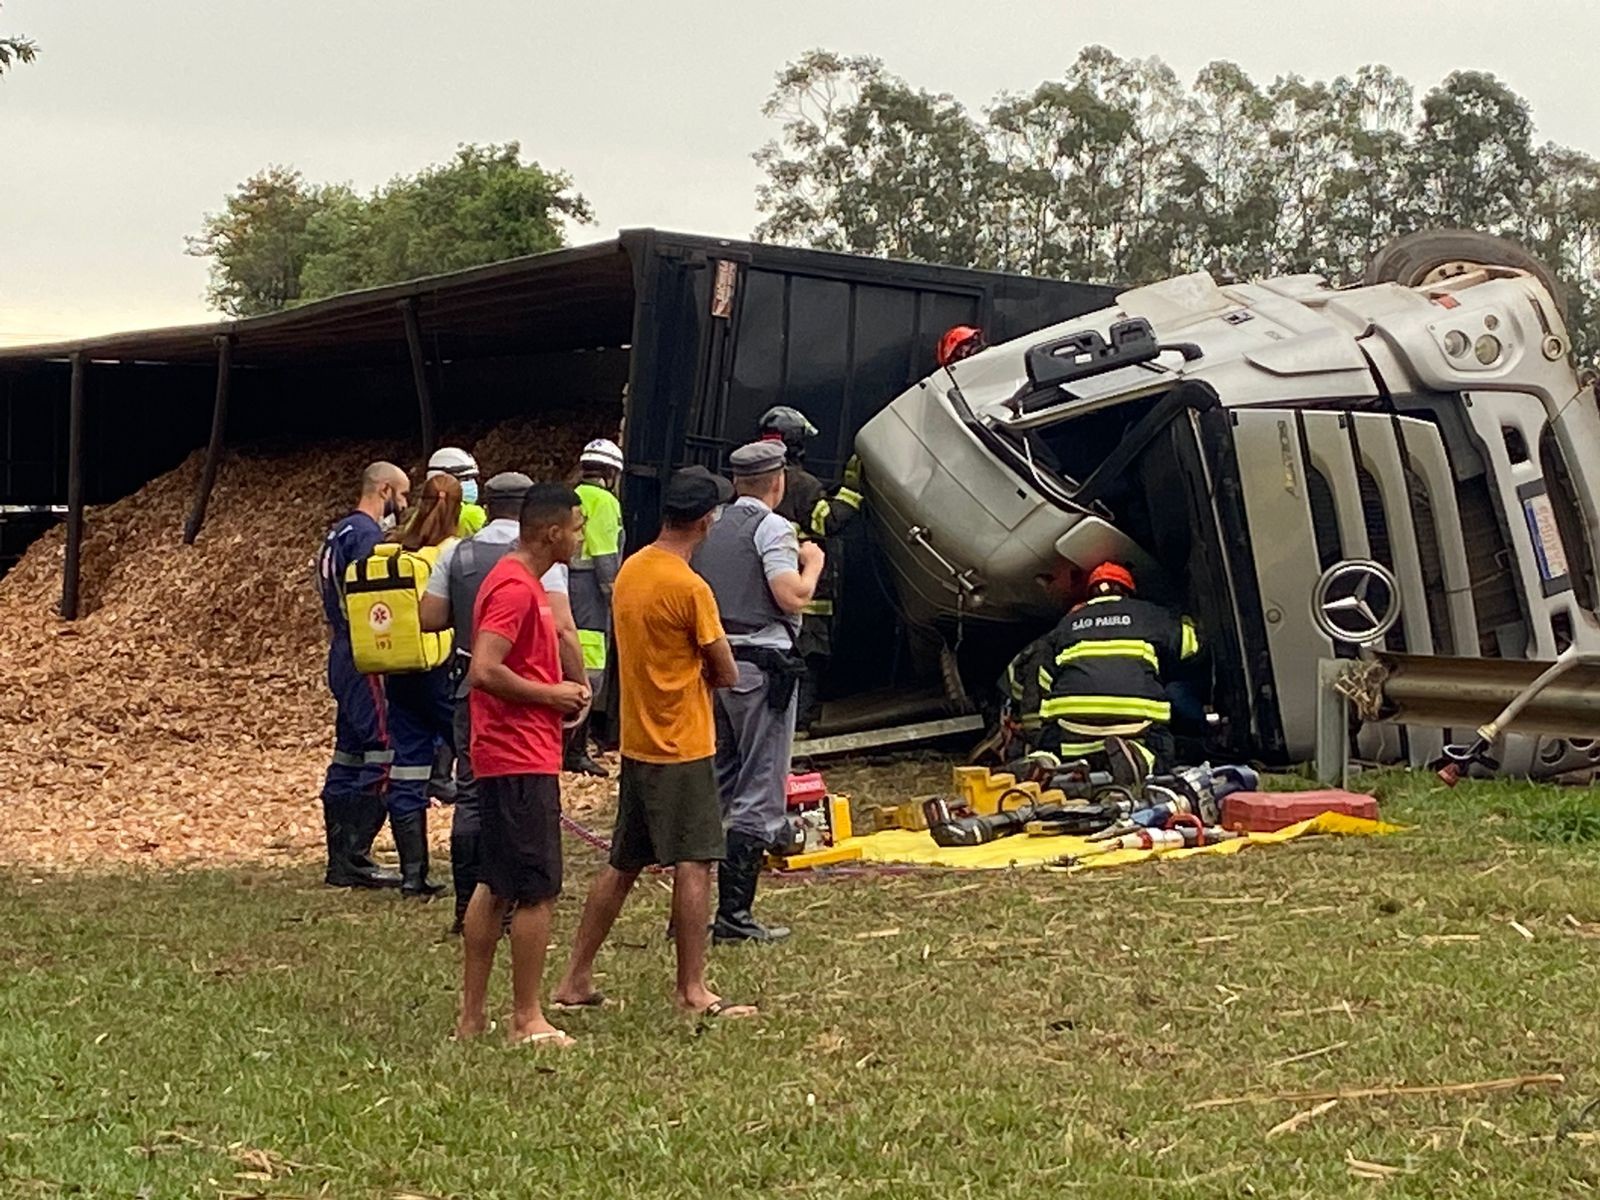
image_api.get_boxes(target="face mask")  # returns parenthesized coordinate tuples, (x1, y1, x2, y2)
(380, 492, 403, 530)
(461, 479, 479, 506)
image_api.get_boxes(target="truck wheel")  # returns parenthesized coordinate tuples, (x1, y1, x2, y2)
(1364, 229, 1568, 324)
(939, 641, 971, 710)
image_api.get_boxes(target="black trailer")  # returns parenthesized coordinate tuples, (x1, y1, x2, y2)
(0, 230, 1113, 725)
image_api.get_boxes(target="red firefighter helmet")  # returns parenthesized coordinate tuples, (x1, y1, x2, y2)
(1087, 562, 1136, 594)
(937, 325, 985, 368)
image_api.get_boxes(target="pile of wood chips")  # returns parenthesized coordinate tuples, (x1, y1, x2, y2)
(0, 408, 622, 871)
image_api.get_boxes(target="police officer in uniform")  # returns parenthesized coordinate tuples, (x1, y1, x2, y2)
(693, 441, 825, 942)
(317, 461, 409, 889)
(567, 438, 625, 777)
(756, 406, 862, 735)
(1036, 562, 1200, 780)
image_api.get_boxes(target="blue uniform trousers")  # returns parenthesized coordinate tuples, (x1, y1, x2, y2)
(385, 666, 456, 818)
(322, 637, 392, 798)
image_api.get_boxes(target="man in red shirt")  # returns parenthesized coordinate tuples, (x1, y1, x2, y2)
(455, 484, 589, 1048)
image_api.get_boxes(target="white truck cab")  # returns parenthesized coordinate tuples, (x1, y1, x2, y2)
(856, 234, 1599, 775)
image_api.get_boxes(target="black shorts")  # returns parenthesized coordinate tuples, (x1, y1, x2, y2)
(609, 757, 726, 872)
(478, 774, 562, 903)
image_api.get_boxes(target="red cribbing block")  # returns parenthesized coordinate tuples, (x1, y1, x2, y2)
(786, 772, 828, 809)
(1221, 789, 1379, 833)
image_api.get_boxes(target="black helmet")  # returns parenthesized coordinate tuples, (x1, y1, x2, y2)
(757, 405, 819, 462)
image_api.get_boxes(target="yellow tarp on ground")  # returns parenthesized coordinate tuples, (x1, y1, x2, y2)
(847, 812, 1402, 872)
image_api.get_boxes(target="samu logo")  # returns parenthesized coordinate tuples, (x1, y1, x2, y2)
(368, 602, 393, 633)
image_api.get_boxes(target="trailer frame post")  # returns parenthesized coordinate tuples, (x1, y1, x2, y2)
(399, 299, 436, 462)
(60, 352, 87, 620)
(183, 335, 234, 545)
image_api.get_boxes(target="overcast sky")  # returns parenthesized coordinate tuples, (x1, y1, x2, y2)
(3, 0, 1598, 346)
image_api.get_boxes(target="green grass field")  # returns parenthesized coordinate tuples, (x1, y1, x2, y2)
(3, 769, 1600, 1198)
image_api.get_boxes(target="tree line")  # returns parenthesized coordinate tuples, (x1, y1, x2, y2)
(187, 144, 592, 317)
(752, 47, 1600, 356)
(0, 1, 37, 74)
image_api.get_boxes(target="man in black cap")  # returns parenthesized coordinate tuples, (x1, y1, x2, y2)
(691, 441, 824, 942)
(553, 467, 756, 1018)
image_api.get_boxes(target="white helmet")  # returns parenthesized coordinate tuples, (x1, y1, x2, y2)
(579, 438, 625, 473)
(426, 446, 479, 481)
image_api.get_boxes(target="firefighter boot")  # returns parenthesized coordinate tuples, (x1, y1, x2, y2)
(1103, 736, 1153, 789)
(713, 830, 791, 944)
(392, 809, 445, 899)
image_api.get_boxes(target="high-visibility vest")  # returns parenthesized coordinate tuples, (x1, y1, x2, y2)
(343, 542, 454, 674)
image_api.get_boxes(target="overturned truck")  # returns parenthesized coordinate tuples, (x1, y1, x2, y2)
(858, 231, 1600, 776)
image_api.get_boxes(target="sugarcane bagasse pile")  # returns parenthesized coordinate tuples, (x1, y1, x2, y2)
(0, 410, 621, 869)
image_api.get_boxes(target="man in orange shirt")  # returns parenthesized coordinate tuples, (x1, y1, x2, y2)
(553, 468, 757, 1020)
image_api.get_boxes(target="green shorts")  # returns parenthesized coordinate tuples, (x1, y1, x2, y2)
(610, 756, 726, 872)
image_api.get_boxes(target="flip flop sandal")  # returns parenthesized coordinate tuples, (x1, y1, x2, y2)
(551, 993, 609, 1011)
(508, 1028, 574, 1048)
(448, 1019, 497, 1043)
(699, 999, 758, 1021)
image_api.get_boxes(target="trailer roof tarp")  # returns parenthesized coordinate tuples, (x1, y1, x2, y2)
(0, 241, 637, 369)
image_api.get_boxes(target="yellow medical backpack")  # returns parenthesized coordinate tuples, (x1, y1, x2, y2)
(344, 543, 453, 674)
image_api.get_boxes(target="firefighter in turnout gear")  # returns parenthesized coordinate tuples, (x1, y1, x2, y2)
(758, 405, 862, 735)
(567, 438, 625, 777)
(1036, 562, 1200, 777)
(995, 560, 1085, 760)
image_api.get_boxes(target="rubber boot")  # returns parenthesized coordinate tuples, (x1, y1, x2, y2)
(563, 715, 609, 778)
(427, 741, 457, 804)
(392, 809, 445, 899)
(350, 791, 402, 887)
(322, 796, 401, 889)
(449, 829, 480, 934)
(713, 830, 790, 944)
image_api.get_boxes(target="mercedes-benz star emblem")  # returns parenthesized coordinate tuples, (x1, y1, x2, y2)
(1311, 559, 1401, 644)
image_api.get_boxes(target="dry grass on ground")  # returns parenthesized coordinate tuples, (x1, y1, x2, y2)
(2, 771, 1599, 1198)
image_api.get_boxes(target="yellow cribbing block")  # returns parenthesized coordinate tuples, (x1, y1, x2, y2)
(954, 767, 1044, 815)
(874, 801, 929, 832)
(771, 843, 864, 871)
(828, 795, 853, 842)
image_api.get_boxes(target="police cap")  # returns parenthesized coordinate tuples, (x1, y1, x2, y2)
(728, 440, 787, 477)
(483, 471, 534, 500)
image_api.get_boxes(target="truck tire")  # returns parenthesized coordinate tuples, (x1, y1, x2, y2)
(1364, 229, 1568, 325)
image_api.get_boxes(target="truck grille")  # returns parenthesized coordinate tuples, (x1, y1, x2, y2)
(1455, 476, 1524, 657)
(1297, 409, 1479, 663)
